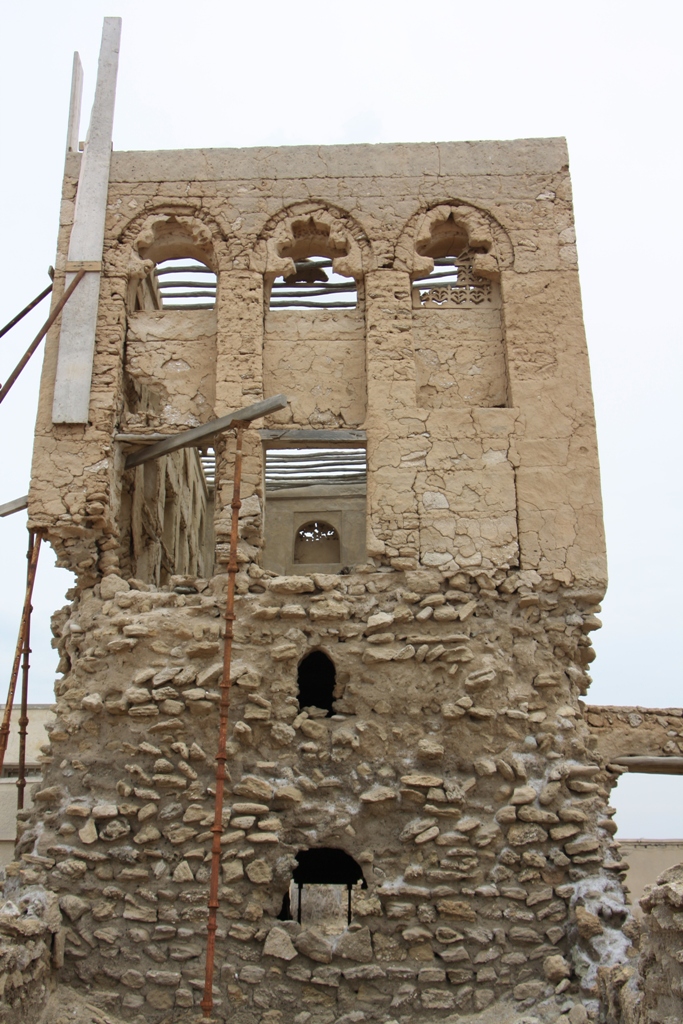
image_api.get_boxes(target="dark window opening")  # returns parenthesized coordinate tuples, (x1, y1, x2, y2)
(294, 520, 340, 564)
(270, 256, 357, 310)
(298, 651, 336, 716)
(278, 848, 367, 926)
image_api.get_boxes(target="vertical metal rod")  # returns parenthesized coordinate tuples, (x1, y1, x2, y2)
(201, 426, 245, 1019)
(0, 532, 41, 773)
(16, 532, 35, 811)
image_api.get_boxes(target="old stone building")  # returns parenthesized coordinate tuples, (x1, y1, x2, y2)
(4, 17, 682, 1024)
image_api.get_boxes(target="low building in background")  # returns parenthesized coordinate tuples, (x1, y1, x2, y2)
(0, 704, 54, 866)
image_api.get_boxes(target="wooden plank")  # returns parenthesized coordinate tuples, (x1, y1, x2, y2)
(52, 18, 122, 424)
(114, 433, 170, 443)
(0, 495, 29, 518)
(125, 394, 288, 469)
(611, 756, 683, 775)
(65, 260, 102, 272)
(259, 429, 366, 444)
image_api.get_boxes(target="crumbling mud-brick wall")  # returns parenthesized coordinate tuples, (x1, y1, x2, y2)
(9, 138, 637, 1022)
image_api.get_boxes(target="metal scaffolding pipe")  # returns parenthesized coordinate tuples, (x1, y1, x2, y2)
(0, 532, 42, 773)
(201, 425, 245, 1019)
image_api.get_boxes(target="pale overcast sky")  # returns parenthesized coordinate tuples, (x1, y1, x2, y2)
(0, 1, 681, 837)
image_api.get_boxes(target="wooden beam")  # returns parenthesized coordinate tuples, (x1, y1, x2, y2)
(610, 756, 683, 775)
(0, 495, 29, 518)
(52, 18, 122, 423)
(124, 394, 288, 469)
(259, 429, 366, 445)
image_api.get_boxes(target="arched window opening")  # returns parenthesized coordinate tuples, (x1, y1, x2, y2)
(297, 651, 336, 716)
(130, 214, 218, 312)
(134, 258, 216, 311)
(278, 848, 366, 930)
(412, 215, 491, 309)
(154, 258, 216, 309)
(294, 520, 340, 564)
(270, 256, 357, 310)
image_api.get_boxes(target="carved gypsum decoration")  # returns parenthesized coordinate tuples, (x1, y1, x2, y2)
(112, 210, 222, 290)
(415, 250, 493, 307)
(395, 203, 514, 282)
(249, 206, 368, 284)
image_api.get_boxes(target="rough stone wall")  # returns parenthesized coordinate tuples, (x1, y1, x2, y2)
(586, 707, 683, 761)
(9, 566, 625, 1023)
(0, 884, 61, 1023)
(597, 863, 683, 1024)
(11, 139, 630, 1022)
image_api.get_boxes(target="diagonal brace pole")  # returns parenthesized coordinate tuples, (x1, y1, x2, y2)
(0, 271, 85, 405)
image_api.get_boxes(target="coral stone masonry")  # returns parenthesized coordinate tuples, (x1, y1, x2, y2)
(4, 25, 667, 1024)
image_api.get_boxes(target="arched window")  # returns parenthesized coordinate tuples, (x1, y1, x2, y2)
(267, 216, 360, 311)
(129, 213, 218, 312)
(152, 258, 216, 310)
(297, 651, 336, 716)
(294, 520, 340, 564)
(279, 848, 366, 928)
(270, 256, 357, 310)
(409, 210, 507, 409)
(412, 215, 491, 309)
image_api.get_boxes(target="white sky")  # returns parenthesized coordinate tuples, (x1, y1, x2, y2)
(0, 1, 681, 837)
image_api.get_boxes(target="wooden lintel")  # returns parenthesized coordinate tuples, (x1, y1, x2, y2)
(259, 429, 366, 446)
(124, 394, 288, 469)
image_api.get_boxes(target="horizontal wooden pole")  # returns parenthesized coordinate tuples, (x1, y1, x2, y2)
(124, 394, 288, 469)
(260, 429, 366, 444)
(611, 756, 683, 775)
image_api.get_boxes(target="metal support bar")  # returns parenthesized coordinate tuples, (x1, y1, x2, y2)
(0, 270, 85, 406)
(124, 394, 287, 469)
(0, 284, 53, 342)
(0, 532, 41, 774)
(16, 532, 35, 811)
(0, 495, 29, 518)
(201, 425, 245, 1019)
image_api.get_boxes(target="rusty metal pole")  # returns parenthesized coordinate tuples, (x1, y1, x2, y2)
(201, 425, 245, 1019)
(16, 531, 35, 810)
(0, 532, 42, 773)
(0, 269, 85, 405)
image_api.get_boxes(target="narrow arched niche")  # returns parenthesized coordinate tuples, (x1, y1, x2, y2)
(409, 209, 508, 410)
(297, 651, 336, 716)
